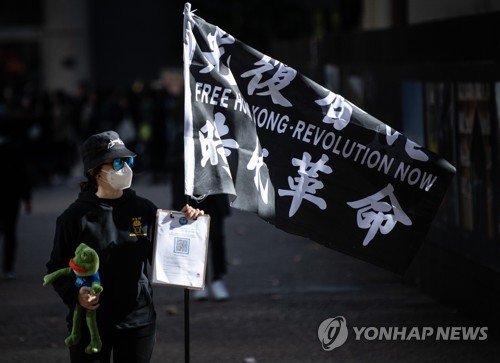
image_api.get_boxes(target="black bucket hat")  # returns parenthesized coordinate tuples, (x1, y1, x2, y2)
(82, 131, 136, 173)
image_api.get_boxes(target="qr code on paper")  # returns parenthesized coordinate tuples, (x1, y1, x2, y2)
(174, 237, 190, 254)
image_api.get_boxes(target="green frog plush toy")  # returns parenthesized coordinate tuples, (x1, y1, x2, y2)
(43, 243, 103, 354)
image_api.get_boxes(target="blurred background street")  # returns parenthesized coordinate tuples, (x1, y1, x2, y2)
(0, 181, 499, 362)
(1, 0, 500, 362)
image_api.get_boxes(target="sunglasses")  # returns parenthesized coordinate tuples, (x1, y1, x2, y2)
(110, 156, 135, 171)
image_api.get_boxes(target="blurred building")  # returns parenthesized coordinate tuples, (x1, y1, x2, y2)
(0, 0, 186, 93)
(1, 0, 499, 329)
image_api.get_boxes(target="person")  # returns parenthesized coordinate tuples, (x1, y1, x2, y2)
(166, 85, 231, 301)
(45, 130, 203, 363)
(170, 150, 231, 301)
(0, 135, 32, 279)
(190, 195, 231, 301)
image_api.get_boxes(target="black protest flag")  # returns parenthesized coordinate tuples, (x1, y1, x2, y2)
(182, 3, 456, 274)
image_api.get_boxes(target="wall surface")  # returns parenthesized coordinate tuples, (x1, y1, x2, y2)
(408, 0, 500, 24)
(41, 0, 90, 93)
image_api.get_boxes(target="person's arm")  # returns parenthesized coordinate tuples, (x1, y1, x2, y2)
(46, 215, 79, 306)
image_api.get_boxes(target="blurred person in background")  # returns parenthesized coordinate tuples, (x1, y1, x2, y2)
(191, 195, 231, 301)
(0, 133, 32, 279)
(150, 87, 168, 184)
(76, 83, 101, 141)
(49, 90, 78, 183)
(163, 69, 232, 301)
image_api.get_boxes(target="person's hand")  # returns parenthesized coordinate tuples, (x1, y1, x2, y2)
(181, 204, 205, 220)
(78, 286, 100, 310)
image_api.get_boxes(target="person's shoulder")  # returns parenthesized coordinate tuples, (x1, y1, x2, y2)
(136, 195, 158, 212)
(128, 189, 158, 211)
(57, 196, 94, 223)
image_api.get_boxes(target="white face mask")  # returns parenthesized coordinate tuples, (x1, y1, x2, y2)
(101, 162, 133, 190)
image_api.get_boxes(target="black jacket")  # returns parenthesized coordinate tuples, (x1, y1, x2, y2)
(46, 189, 157, 330)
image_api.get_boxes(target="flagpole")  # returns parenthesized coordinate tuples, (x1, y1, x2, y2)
(183, 2, 195, 197)
(183, 192, 192, 362)
(183, 3, 193, 362)
(184, 288, 190, 363)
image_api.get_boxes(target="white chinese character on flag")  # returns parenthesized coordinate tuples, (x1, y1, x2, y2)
(347, 183, 412, 246)
(241, 55, 297, 107)
(315, 91, 353, 130)
(385, 125, 429, 162)
(199, 112, 239, 175)
(200, 27, 236, 85)
(247, 139, 269, 204)
(278, 152, 332, 217)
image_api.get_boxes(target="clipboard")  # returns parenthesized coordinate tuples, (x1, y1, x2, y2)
(152, 209, 210, 290)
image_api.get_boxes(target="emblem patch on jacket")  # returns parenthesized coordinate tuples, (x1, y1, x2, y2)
(130, 217, 147, 237)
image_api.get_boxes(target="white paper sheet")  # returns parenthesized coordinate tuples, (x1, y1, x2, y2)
(152, 210, 210, 289)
